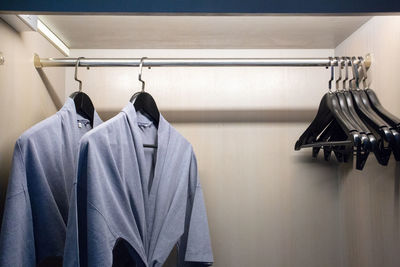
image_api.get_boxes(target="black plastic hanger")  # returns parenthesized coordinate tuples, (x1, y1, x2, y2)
(357, 57, 399, 163)
(334, 57, 391, 166)
(131, 92, 160, 129)
(366, 89, 400, 130)
(357, 56, 400, 131)
(295, 58, 360, 152)
(349, 57, 399, 162)
(320, 58, 371, 169)
(334, 57, 370, 150)
(313, 58, 361, 165)
(69, 57, 95, 127)
(365, 88, 400, 130)
(130, 57, 159, 148)
(349, 57, 391, 130)
(297, 94, 368, 169)
(312, 120, 353, 163)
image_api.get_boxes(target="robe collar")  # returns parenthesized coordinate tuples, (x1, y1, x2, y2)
(63, 97, 103, 128)
(57, 97, 103, 152)
(121, 102, 170, 193)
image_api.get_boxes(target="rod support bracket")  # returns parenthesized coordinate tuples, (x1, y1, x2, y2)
(365, 53, 372, 70)
(34, 53, 43, 68)
(0, 52, 4, 65)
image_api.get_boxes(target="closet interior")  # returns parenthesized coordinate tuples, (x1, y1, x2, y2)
(1, 14, 400, 267)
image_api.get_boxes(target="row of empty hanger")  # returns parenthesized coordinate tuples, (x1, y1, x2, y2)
(296, 56, 400, 170)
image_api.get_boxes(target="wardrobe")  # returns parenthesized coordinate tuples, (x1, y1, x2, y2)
(0, 12, 400, 267)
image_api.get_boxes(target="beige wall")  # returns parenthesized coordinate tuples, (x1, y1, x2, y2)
(333, 16, 400, 267)
(335, 16, 400, 116)
(0, 19, 66, 223)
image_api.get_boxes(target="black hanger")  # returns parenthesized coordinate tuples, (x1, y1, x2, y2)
(130, 57, 159, 148)
(337, 57, 394, 167)
(357, 57, 398, 163)
(334, 57, 370, 151)
(349, 57, 392, 130)
(366, 89, 400, 130)
(295, 58, 369, 170)
(320, 57, 375, 170)
(131, 92, 160, 129)
(70, 57, 95, 127)
(312, 120, 353, 163)
(332, 57, 370, 168)
(296, 94, 368, 169)
(333, 57, 391, 166)
(314, 58, 366, 166)
(295, 59, 360, 150)
(357, 57, 400, 131)
(295, 63, 359, 150)
(349, 57, 399, 162)
(366, 89, 400, 128)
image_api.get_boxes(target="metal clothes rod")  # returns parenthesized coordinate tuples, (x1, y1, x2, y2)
(34, 54, 371, 68)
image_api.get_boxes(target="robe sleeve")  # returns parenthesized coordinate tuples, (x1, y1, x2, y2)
(0, 141, 36, 267)
(178, 152, 213, 267)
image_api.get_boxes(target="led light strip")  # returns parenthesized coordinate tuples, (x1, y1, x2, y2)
(37, 20, 70, 56)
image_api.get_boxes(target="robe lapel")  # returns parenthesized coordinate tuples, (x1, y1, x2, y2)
(58, 98, 103, 208)
(123, 103, 172, 259)
(149, 114, 170, 200)
(146, 115, 170, 253)
(123, 104, 151, 255)
(60, 97, 103, 159)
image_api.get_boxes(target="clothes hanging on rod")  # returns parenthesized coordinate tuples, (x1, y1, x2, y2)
(70, 57, 97, 127)
(63, 104, 213, 267)
(1, 55, 214, 266)
(0, 99, 103, 266)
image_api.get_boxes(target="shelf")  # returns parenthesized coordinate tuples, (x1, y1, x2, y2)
(38, 15, 371, 49)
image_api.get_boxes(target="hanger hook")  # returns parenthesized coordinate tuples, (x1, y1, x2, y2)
(342, 56, 349, 91)
(335, 57, 342, 92)
(74, 57, 85, 92)
(328, 57, 334, 93)
(348, 57, 356, 90)
(138, 57, 147, 92)
(358, 56, 369, 89)
(351, 56, 361, 90)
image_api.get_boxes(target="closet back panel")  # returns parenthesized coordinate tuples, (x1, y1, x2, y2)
(0, 19, 66, 225)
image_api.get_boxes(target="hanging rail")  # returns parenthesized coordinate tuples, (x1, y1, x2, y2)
(34, 54, 372, 68)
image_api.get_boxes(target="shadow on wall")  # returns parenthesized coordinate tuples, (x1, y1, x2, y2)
(0, 68, 63, 229)
(99, 108, 318, 123)
(36, 68, 318, 124)
(0, 144, 13, 231)
(36, 68, 63, 110)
